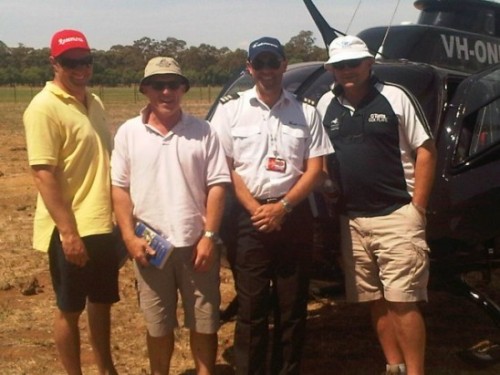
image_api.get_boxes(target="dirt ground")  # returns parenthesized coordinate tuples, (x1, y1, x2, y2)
(2, 101, 500, 374)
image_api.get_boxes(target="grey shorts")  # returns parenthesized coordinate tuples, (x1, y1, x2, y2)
(134, 246, 221, 337)
(341, 203, 430, 303)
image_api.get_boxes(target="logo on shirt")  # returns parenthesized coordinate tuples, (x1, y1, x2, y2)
(329, 118, 340, 132)
(368, 113, 388, 123)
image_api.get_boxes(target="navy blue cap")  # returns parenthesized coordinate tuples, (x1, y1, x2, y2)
(248, 37, 285, 61)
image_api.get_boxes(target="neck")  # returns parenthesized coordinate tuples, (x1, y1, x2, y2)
(53, 79, 87, 106)
(343, 83, 371, 108)
(148, 108, 182, 135)
(256, 87, 282, 108)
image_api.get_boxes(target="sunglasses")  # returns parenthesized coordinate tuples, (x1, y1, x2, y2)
(148, 80, 183, 91)
(251, 57, 283, 71)
(57, 55, 94, 69)
(331, 58, 364, 70)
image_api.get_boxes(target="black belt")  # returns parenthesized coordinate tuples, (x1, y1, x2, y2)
(256, 196, 284, 204)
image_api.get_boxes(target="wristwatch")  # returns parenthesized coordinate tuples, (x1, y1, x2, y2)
(280, 198, 293, 214)
(203, 230, 220, 242)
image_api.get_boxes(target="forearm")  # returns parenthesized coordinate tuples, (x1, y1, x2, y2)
(111, 186, 136, 241)
(32, 165, 88, 266)
(282, 156, 323, 207)
(193, 183, 226, 271)
(204, 184, 226, 232)
(228, 157, 260, 215)
(412, 140, 437, 209)
(31, 165, 78, 237)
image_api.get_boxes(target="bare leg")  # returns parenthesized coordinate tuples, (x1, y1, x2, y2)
(54, 309, 83, 375)
(190, 331, 217, 375)
(147, 331, 175, 375)
(371, 299, 404, 365)
(87, 302, 118, 375)
(387, 301, 426, 375)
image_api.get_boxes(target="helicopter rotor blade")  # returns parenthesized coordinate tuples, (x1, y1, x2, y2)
(303, 0, 343, 48)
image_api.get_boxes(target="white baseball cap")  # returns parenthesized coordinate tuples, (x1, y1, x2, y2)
(325, 35, 374, 65)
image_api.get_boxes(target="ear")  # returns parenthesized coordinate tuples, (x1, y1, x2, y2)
(281, 59, 288, 72)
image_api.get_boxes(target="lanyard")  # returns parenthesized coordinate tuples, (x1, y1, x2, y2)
(268, 115, 281, 157)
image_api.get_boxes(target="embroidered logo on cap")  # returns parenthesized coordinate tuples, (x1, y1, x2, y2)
(156, 58, 174, 68)
(57, 36, 85, 46)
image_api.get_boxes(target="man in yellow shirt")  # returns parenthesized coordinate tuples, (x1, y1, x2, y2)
(23, 29, 118, 375)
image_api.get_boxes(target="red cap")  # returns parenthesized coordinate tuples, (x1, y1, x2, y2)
(50, 29, 90, 57)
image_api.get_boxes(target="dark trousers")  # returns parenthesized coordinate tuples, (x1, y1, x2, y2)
(226, 199, 313, 375)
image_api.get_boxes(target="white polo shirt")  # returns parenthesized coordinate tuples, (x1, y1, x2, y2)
(111, 107, 231, 247)
(210, 87, 333, 199)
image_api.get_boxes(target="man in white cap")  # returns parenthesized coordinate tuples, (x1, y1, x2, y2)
(211, 37, 333, 374)
(111, 57, 230, 375)
(23, 29, 119, 375)
(317, 35, 437, 375)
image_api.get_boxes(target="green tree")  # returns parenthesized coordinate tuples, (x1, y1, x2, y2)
(21, 66, 47, 85)
(285, 30, 327, 63)
(0, 30, 325, 86)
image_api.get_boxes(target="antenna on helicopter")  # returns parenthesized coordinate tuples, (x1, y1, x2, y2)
(375, 0, 401, 59)
(345, 1, 362, 34)
(303, 0, 344, 48)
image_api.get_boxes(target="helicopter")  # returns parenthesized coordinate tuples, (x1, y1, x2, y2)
(209, 0, 500, 366)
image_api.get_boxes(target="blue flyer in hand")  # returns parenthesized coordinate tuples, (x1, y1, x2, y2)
(135, 221, 174, 269)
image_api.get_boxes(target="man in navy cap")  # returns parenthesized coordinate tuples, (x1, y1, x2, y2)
(211, 36, 333, 374)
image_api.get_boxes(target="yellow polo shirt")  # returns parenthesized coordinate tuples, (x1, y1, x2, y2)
(23, 82, 113, 252)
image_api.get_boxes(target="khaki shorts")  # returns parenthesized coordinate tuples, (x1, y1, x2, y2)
(134, 246, 221, 337)
(341, 203, 430, 303)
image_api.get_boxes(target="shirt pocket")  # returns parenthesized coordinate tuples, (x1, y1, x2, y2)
(281, 125, 308, 159)
(231, 126, 262, 161)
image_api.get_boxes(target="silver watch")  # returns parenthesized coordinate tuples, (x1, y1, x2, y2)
(203, 230, 220, 241)
(280, 198, 293, 213)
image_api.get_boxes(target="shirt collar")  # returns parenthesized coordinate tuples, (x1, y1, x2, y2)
(140, 104, 186, 135)
(248, 85, 293, 108)
(46, 81, 91, 103)
(332, 73, 380, 97)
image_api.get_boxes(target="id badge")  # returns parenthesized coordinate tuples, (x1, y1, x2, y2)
(266, 157, 286, 173)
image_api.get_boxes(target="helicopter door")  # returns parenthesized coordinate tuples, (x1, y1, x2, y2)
(435, 64, 500, 242)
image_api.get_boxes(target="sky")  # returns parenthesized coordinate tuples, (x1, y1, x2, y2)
(1, 0, 419, 51)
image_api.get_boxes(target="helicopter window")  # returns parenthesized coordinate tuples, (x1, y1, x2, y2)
(452, 67, 500, 166)
(455, 96, 500, 164)
(419, 8, 496, 36)
(225, 72, 254, 96)
(470, 98, 500, 154)
(299, 69, 334, 102)
(283, 62, 328, 98)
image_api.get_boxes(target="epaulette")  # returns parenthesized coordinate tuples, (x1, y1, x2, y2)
(219, 93, 240, 104)
(298, 96, 317, 107)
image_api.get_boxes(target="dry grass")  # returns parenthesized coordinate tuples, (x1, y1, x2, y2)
(2, 96, 500, 374)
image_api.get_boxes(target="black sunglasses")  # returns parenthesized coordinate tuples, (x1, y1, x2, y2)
(331, 58, 365, 70)
(57, 55, 94, 69)
(251, 57, 282, 71)
(148, 80, 183, 91)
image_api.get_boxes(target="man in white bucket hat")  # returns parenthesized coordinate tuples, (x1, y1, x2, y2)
(317, 35, 437, 375)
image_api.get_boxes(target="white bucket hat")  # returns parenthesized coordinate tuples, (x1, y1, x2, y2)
(325, 35, 374, 65)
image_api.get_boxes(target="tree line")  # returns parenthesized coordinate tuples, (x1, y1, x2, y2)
(0, 31, 327, 87)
